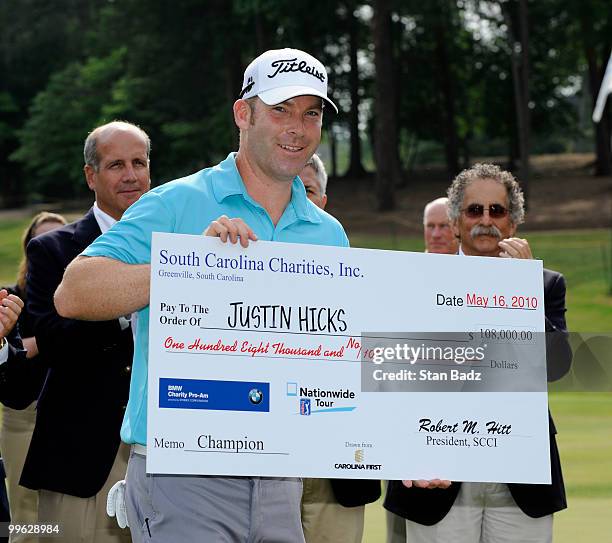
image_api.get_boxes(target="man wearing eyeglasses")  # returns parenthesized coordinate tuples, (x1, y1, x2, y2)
(385, 163, 571, 543)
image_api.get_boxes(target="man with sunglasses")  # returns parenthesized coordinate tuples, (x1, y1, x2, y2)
(385, 163, 571, 543)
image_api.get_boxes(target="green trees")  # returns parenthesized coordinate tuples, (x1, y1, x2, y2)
(1, 0, 610, 204)
(13, 50, 127, 197)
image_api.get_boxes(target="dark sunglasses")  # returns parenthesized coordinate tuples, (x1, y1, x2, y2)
(462, 203, 508, 219)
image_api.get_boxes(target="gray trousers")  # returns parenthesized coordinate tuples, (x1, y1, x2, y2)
(125, 450, 305, 542)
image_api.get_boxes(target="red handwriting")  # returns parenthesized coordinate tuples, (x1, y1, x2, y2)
(241, 341, 270, 357)
(189, 338, 238, 352)
(163, 336, 357, 360)
(272, 342, 322, 357)
(345, 337, 376, 361)
(164, 337, 184, 349)
(163, 337, 238, 352)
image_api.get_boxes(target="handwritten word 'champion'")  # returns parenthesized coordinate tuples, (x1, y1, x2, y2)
(268, 58, 325, 82)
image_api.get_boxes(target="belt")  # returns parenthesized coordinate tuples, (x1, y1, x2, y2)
(132, 444, 147, 456)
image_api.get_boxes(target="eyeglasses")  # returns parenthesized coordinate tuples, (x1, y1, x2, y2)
(462, 203, 508, 219)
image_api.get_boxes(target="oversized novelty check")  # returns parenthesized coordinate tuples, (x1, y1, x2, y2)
(147, 233, 551, 483)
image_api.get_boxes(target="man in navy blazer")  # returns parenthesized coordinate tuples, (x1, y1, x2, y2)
(0, 289, 26, 385)
(385, 163, 571, 543)
(0, 289, 26, 537)
(0, 290, 48, 412)
(21, 121, 151, 542)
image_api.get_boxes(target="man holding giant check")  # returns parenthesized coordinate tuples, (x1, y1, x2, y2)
(143, 229, 554, 481)
(386, 164, 571, 543)
(55, 48, 383, 542)
(55, 49, 561, 542)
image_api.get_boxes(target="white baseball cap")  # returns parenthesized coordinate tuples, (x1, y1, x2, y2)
(239, 48, 338, 113)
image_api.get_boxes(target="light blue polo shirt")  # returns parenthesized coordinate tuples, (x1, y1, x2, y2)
(83, 153, 349, 445)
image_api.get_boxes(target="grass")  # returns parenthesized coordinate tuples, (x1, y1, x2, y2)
(0, 219, 29, 287)
(348, 230, 612, 541)
(1, 217, 610, 541)
(364, 496, 612, 542)
(363, 393, 612, 543)
(350, 229, 612, 333)
(3, 219, 611, 331)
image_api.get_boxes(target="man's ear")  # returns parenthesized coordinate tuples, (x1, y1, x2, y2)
(451, 218, 461, 240)
(233, 99, 253, 130)
(321, 194, 328, 209)
(508, 221, 517, 238)
(84, 165, 96, 191)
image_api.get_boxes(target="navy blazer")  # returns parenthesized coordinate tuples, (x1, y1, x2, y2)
(20, 209, 133, 498)
(0, 325, 45, 410)
(330, 479, 381, 508)
(385, 269, 571, 522)
(0, 286, 48, 410)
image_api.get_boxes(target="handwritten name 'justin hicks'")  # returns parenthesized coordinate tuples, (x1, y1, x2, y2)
(227, 302, 347, 333)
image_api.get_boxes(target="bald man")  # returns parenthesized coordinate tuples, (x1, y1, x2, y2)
(423, 197, 458, 254)
(300, 153, 328, 210)
(22, 121, 151, 542)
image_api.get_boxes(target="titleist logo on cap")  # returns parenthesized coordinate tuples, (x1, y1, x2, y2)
(239, 48, 338, 113)
(267, 57, 326, 83)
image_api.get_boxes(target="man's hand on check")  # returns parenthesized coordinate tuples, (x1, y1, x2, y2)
(0, 289, 24, 338)
(498, 237, 533, 259)
(402, 479, 452, 490)
(204, 216, 258, 248)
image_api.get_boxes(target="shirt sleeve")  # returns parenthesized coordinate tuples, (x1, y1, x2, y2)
(340, 227, 350, 248)
(0, 340, 7, 365)
(83, 190, 175, 264)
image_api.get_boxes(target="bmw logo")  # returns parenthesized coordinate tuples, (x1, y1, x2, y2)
(248, 388, 263, 405)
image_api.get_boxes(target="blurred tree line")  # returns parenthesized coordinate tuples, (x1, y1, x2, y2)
(0, 0, 610, 210)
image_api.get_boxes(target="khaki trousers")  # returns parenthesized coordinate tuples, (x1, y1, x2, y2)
(301, 479, 364, 543)
(1, 404, 38, 543)
(405, 482, 553, 543)
(37, 442, 131, 543)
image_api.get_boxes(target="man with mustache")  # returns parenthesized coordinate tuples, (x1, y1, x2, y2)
(385, 163, 571, 543)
